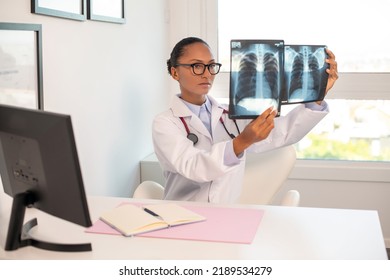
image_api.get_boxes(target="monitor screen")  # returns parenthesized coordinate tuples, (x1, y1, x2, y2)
(0, 104, 92, 251)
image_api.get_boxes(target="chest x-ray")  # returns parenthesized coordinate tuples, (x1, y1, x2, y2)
(283, 45, 328, 104)
(229, 40, 329, 119)
(229, 40, 284, 119)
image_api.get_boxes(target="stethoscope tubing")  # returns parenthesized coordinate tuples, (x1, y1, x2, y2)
(179, 110, 240, 145)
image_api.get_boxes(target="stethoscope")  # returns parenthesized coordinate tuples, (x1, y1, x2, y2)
(179, 109, 241, 145)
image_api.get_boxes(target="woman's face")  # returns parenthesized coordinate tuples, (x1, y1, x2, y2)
(171, 42, 217, 105)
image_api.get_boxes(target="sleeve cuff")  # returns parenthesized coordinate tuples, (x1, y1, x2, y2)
(224, 140, 243, 166)
(305, 100, 329, 112)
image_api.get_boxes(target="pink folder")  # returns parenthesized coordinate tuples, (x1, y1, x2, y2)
(86, 203, 265, 244)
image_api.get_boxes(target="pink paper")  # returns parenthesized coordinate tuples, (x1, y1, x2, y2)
(86, 203, 265, 244)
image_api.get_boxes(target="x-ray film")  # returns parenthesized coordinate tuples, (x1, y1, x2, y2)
(229, 40, 284, 119)
(229, 40, 329, 119)
(283, 45, 328, 104)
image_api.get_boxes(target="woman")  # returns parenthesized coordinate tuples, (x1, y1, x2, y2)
(152, 37, 338, 203)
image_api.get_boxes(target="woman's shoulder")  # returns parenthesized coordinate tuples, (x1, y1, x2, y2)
(153, 108, 175, 121)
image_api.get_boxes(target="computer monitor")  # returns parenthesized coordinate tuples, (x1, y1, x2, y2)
(0, 104, 92, 252)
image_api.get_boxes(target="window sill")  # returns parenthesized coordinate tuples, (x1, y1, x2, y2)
(291, 159, 390, 183)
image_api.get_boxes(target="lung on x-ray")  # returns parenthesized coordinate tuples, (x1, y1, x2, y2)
(229, 40, 284, 119)
(229, 39, 329, 119)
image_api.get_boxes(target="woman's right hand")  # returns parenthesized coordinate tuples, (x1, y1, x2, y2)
(232, 107, 276, 156)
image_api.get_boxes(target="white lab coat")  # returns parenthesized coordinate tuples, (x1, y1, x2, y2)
(152, 95, 328, 203)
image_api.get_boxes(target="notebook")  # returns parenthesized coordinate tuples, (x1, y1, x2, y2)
(99, 203, 206, 236)
(87, 203, 265, 244)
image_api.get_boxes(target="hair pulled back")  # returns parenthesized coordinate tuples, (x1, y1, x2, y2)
(166, 37, 209, 76)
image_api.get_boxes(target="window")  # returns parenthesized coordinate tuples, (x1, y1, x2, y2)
(216, 0, 390, 162)
(218, 0, 390, 73)
(283, 100, 390, 161)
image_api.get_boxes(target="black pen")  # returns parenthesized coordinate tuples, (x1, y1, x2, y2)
(143, 207, 163, 219)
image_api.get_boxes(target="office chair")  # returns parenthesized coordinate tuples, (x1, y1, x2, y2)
(133, 180, 164, 200)
(133, 178, 299, 206)
(238, 145, 300, 207)
(135, 145, 299, 206)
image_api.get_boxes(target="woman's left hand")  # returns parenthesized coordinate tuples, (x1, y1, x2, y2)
(325, 48, 339, 94)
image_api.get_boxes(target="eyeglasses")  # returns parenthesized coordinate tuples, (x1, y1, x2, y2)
(175, 63, 222, 75)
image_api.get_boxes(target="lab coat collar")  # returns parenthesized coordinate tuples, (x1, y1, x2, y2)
(170, 94, 193, 118)
(170, 94, 226, 140)
(170, 94, 225, 118)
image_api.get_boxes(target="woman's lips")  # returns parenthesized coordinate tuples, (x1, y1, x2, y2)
(199, 82, 211, 87)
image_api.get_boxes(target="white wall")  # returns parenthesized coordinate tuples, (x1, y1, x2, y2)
(0, 0, 170, 197)
(166, 0, 219, 94)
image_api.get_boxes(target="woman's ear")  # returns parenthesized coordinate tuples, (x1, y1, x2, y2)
(171, 67, 179, 81)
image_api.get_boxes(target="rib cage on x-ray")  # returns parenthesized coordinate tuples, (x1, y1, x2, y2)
(286, 46, 325, 101)
(235, 47, 280, 105)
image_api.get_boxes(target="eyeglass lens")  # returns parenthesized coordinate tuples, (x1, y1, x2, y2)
(192, 63, 220, 75)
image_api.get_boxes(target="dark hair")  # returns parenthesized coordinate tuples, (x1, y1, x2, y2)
(166, 37, 209, 75)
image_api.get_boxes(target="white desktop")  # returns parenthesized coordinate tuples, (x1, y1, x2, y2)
(0, 192, 387, 260)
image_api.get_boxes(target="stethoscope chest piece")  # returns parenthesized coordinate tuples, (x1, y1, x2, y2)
(187, 133, 199, 145)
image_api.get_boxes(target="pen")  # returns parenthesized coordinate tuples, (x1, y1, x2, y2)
(143, 207, 162, 219)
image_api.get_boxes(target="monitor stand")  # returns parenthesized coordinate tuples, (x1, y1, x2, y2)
(5, 192, 92, 252)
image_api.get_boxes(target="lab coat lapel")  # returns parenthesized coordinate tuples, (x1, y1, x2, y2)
(170, 95, 212, 141)
(189, 114, 211, 140)
(208, 96, 226, 136)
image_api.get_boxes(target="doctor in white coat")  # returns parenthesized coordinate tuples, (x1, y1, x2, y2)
(152, 37, 339, 203)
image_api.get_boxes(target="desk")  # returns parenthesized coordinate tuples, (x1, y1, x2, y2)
(0, 193, 387, 260)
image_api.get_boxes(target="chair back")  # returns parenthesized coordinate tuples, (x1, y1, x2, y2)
(133, 180, 164, 200)
(238, 145, 297, 205)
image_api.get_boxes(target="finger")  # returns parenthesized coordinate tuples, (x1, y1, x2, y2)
(326, 62, 338, 76)
(331, 60, 338, 70)
(326, 67, 337, 74)
(326, 68, 338, 81)
(325, 54, 338, 78)
(261, 106, 276, 118)
(326, 58, 337, 69)
(256, 107, 274, 122)
(262, 106, 274, 116)
(256, 118, 275, 139)
(267, 108, 278, 119)
(325, 48, 336, 60)
(325, 49, 337, 66)
(258, 110, 275, 129)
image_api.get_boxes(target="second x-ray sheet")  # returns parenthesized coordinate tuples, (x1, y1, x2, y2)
(229, 40, 284, 119)
(283, 45, 328, 104)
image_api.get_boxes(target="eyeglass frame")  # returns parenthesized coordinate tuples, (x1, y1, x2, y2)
(174, 62, 222, 75)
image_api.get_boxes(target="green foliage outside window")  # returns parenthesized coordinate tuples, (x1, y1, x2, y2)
(296, 134, 390, 162)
